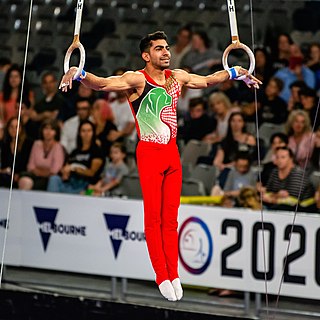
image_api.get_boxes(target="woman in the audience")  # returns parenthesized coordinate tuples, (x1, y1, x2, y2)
(213, 112, 256, 187)
(0, 117, 34, 187)
(47, 120, 104, 194)
(206, 91, 239, 144)
(310, 126, 320, 172)
(254, 47, 274, 86)
(0, 64, 34, 123)
(18, 119, 64, 190)
(258, 77, 288, 125)
(92, 99, 118, 158)
(270, 33, 293, 71)
(306, 42, 320, 90)
(285, 109, 315, 171)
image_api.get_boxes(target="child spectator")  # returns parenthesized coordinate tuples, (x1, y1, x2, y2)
(223, 152, 257, 198)
(87, 142, 129, 196)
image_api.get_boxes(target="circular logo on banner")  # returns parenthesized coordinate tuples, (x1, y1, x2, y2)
(179, 217, 213, 274)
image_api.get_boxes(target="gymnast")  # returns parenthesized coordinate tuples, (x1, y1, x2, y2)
(60, 30, 261, 301)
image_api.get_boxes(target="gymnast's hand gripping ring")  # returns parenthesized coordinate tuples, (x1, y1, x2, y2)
(63, 0, 86, 80)
(222, 0, 255, 80)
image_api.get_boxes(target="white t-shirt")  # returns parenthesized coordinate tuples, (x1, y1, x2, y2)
(177, 88, 203, 114)
(110, 99, 136, 141)
(60, 116, 80, 154)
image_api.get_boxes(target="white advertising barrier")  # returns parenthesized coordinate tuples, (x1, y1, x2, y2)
(178, 205, 320, 300)
(15, 190, 155, 280)
(0, 190, 22, 266)
(0, 189, 320, 300)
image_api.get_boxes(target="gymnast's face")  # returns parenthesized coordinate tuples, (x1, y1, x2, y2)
(144, 39, 171, 70)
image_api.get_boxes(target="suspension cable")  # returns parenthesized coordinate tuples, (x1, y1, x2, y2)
(0, 0, 34, 287)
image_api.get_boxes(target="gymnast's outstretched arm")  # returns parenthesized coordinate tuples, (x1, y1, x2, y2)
(59, 66, 145, 93)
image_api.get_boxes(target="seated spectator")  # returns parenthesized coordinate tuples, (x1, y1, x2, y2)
(18, 119, 65, 190)
(311, 126, 320, 171)
(238, 186, 262, 210)
(169, 25, 192, 70)
(26, 71, 69, 139)
(286, 109, 315, 170)
(177, 66, 203, 118)
(179, 97, 216, 144)
(258, 77, 288, 125)
(306, 43, 320, 90)
(270, 33, 293, 72)
(110, 90, 136, 142)
(87, 142, 129, 196)
(0, 57, 11, 91)
(61, 97, 92, 154)
(0, 64, 34, 123)
(212, 79, 240, 104)
(254, 47, 274, 86)
(274, 44, 315, 103)
(109, 68, 136, 143)
(92, 99, 118, 158)
(0, 120, 4, 143)
(205, 92, 238, 144)
(299, 86, 320, 129)
(180, 30, 223, 77)
(223, 152, 257, 198)
(71, 82, 97, 113)
(47, 120, 104, 194)
(213, 112, 257, 187)
(260, 132, 288, 185)
(0, 117, 33, 187)
(288, 80, 307, 111)
(262, 146, 315, 212)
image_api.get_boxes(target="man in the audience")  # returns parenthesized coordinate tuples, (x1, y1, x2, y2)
(262, 146, 315, 211)
(110, 90, 136, 142)
(179, 97, 216, 144)
(27, 71, 69, 139)
(61, 97, 92, 154)
(274, 44, 315, 103)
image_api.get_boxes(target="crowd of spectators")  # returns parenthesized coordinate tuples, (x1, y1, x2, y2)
(0, 26, 320, 213)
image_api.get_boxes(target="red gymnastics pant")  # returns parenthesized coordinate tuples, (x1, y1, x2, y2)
(136, 140, 182, 285)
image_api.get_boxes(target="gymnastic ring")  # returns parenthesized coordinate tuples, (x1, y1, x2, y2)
(222, 41, 255, 80)
(63, 35, 86, 81)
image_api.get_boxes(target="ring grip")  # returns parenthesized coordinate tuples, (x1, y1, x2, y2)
(222, 42, 255, 80)
(64, 35, 86, 81)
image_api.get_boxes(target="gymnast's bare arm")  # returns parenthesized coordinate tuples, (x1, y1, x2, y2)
(174, 66, 262, 89)
(59, 66, 145, 93)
